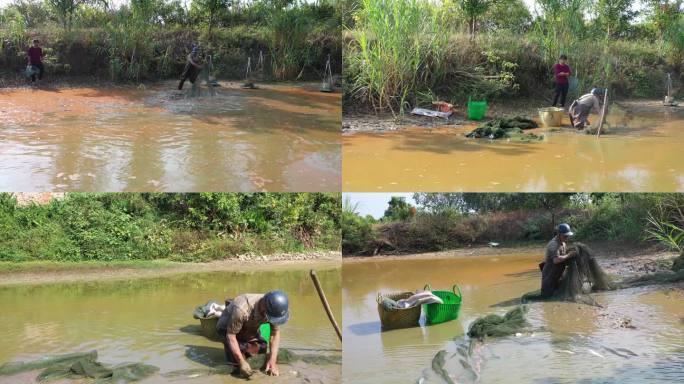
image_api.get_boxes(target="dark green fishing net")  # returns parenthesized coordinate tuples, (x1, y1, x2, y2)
(466, 306, 527, 341)
(466, 117, 539, 140)
(1, 349, 340, 382)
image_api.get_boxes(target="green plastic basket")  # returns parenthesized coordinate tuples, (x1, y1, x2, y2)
(467, 98, 487, 120)
(424, 284, 463, 325)
(259, 323, 271, 343)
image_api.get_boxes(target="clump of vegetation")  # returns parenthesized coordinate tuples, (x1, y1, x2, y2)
(342, 193, 684, 256)
(344, 0, 684, 112)
(0, 0, 341, 82)
(0, 193, 340, 263)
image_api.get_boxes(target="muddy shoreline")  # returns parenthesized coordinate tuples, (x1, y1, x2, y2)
(343, 242, 678, 281)
(342, 98, 547, 133)
(0, 251, 340, 286)
(342, 98, 680, 133)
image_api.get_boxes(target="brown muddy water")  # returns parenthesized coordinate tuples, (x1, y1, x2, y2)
(343, 104, 684, 192)
(0, 267, 341, 383)
(342, 254, 684, 384)
(0, 82, 341, 191)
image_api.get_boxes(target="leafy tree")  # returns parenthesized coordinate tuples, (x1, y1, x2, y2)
(413, 193, 573, 225)
(46, 0, 89, 30)
(383, 196, 413, 221)
(190, 0, 229, 36)
(481, 0, 531, 33)
(460, 0, 491, 37)
(413, 193, 468, 213)
(5, 0, 50, 28)
(594, 0, 636, 38)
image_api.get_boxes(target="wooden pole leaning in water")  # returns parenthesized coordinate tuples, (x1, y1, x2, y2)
(309, 269, 342, 341)
(596, 88, 609, 138)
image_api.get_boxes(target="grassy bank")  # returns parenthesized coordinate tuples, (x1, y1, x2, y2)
(0, 0, 341, 83)
(343, 0, 684, 113)
(342, 193, 684, 256)
(0, 193, 341, 263)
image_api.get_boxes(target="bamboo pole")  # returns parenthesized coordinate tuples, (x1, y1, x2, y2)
(596, 88, 609, 138)
(309, 270, 342, 341)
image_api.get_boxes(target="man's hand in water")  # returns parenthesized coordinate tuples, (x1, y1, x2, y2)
(239, 360, 253, 378)
(264, 360, 279, 376)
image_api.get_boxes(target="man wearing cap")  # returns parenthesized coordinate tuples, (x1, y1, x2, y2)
(568, 88, 602, 129)
(216, 290, 290, 378)
(540, 223, 578, 298)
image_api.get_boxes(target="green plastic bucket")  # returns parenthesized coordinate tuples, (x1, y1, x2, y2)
(259, 323, 271, 343)
(424, 284, 463, 325)
(568, 76, 579, 94)
(467, 99, 487, 120)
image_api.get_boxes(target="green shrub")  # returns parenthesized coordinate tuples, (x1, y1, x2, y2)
(0, 192, 340, 262)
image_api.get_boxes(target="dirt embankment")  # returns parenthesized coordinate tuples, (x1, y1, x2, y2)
(0, 251, 340, 286)
(342, 98, 682, 133)
(343, 242, 678, 281)
(342, 99, 546, 133)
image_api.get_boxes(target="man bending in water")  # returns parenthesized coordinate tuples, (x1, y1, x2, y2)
(568, 88, 602, 129)
(178, 45, 203, 90)
(216, 290, 289, 377)
(540, 224, 577, 298)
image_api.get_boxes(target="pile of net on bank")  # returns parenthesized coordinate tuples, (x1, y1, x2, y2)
(465, 117, 542, 141)
(0, 349, 341, 382)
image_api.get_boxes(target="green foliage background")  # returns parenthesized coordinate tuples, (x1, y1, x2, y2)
(342, 193, 684, 255)
(344, 0, 684, 112)
(0, 0, 341, 82)
(0, 193, 341, 262)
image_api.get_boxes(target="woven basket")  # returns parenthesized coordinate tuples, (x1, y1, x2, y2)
(199, 317, 220, 340)
(377, 291, 421, 331)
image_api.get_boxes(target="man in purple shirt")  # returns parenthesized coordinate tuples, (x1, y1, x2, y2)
(552, 54, 571, 107)
(27, 39, 44, 83)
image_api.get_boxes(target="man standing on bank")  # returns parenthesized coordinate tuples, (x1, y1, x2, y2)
(27, 39, 44, 83)
(552, 54, 572, 107)
(216, 290, 290, 378)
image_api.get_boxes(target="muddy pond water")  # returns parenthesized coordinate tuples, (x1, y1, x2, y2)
(0, 82, 340, 191)
(342, 254, 684, 384)
(343, 104, 684, 192)
(0, 267, 341, 383)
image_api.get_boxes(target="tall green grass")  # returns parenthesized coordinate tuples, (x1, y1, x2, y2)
(344, 0, 683, 112)
(345, 0, 449, 113)
(268, 5, 314, 80)
(0, 1, 340, 82)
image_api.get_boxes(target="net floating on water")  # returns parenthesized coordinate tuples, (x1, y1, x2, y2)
(467, 306, 527, 341)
